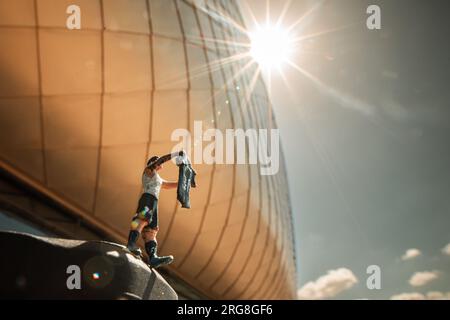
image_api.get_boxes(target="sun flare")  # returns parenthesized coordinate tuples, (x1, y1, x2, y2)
(249, 25, 293, 70)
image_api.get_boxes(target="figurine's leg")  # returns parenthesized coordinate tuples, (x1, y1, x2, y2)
(142, 226, 158, 242)
(142, 202, 173, 268)
(142, 227, 173, 268)
(127, 193, 151, 253)
(126, 218, 148, 254)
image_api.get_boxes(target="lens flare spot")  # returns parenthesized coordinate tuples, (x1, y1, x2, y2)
(131, 220, 139, 229)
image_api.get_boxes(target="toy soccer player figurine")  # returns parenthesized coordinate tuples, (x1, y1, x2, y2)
(126, 150, 185, 268)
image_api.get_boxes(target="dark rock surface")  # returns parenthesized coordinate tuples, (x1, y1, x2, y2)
(0, 231, 177, 300)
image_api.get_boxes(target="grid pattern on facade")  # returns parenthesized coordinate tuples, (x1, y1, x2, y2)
(0, 0, 295, 299)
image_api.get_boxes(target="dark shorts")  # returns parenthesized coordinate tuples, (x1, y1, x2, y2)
(132, 193, 158, 230)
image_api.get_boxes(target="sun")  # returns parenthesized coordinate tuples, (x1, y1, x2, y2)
(249, 24, 293, 70)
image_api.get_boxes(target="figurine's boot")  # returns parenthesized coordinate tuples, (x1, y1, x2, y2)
(126, 230, 142, 256)
(145, 240, 173, 268)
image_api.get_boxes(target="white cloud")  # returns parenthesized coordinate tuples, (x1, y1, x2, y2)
(391, 292, 425, 300)
(297, 268, 358, 300)
(401, 248, 422, 261)
(391, 292, 450, 300)
(442, 243, 450, 256)
(426, 291, 450, 300)
(408, 271, 439, 287)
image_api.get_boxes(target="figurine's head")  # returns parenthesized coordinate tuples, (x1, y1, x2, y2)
(147, 156, 162, 171)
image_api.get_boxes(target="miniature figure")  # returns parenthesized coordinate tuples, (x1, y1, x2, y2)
(126, 150, 187, 268)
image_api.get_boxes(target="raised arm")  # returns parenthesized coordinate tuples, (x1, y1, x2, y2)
(147, 150, 184, 170)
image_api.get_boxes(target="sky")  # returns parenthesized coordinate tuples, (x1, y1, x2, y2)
(241, 0, 450, 299)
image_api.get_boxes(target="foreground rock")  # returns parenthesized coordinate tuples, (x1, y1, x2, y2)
(0, 231, 177, 300)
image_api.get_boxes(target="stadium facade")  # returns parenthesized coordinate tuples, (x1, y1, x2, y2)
(0, 0, 296, 299)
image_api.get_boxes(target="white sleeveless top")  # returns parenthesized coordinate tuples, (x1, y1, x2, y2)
(142, 171, 163, 199)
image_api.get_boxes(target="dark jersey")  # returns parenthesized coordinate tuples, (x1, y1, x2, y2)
(177, 162, 197, 208)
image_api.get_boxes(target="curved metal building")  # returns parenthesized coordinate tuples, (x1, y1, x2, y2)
(0, 0, 296, 299)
